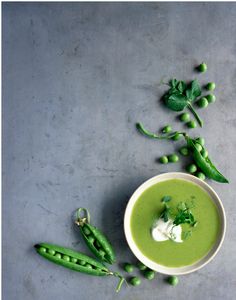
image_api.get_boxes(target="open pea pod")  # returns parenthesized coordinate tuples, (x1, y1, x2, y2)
(75, 208, 116, 264)
(186, 137, 229, 183)
(35, 243, 125, 292)
(35, 242, 109, 276)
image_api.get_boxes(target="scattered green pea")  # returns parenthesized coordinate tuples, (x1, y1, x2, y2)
(206, 82, 216, 91)
(179, 146, 189, 156)
(201, 148, 208, 158)
(198, 62, 207, 72)
(39, 247, 47, 253)
(168, 275, 179, 286)
(144, 270, 155, 280)
(195, 143, 202, 152)
(168, 154, 179, 163)
(137, 262, 147, 271)
(62, 255, 70, 262)
(187, 120, 197, 128)
(159, 156, 168, 164)
(206, 94, 216, 103)
(124, 263, 134, 273)
(83, 227, 91, 235)
(186, 164, 197, 174)
(179, 112, 190, 122)
(196, 172, 206, 180)
(172, 133, 182, 141)
(71, 257, 78, 264)
(195, 137, 205, 146)
(55, 253, 62, 259)
(130, 277, 141, 286)
(48, 249, 56, 256)
(162, 125, 172, 133)
(78, 259, 86, 266)
(197, 97, 208, 108)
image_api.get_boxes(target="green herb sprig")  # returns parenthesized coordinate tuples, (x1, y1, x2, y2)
(164, 79, 203, 127)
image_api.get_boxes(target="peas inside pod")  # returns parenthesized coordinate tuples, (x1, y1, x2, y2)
(75, 208, 116, 264)
(35, 243, 126, 292)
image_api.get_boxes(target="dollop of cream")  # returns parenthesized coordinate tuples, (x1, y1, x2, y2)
(151, 218, 183, 243)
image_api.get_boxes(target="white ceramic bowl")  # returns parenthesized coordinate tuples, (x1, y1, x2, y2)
(124, 172, 226, 275)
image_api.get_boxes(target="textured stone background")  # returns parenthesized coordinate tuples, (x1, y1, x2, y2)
(2, 2, 236, 300)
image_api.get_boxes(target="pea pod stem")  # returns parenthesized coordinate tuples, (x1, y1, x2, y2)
(136, 123, 185, 140)
(187, 103, 203, 127)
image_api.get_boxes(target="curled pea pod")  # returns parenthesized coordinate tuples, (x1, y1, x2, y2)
(75, 208, 116, 264)
(186, 137, 229, 183)
(34, 243, 125, 292)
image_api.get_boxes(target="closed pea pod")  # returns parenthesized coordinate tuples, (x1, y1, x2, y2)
(75, 208, 116, 264)
(34, 243, 125, 292)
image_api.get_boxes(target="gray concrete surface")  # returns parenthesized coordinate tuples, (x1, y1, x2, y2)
(2, 2, 236, 300)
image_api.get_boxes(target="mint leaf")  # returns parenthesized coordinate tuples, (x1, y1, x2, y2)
(162, 196, 172, 203)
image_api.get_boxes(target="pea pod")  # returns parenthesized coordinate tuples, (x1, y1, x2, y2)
(35, 243, 125, 292)
(186, 137, 229, 183)
(75, 208, 116, 264)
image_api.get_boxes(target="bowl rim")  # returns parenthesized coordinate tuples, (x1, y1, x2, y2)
(124, 172, 226, 275)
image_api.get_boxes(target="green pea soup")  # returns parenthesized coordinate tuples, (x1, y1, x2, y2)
(130, 179, 221, 267)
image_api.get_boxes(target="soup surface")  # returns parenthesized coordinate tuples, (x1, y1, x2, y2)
(130, 179, 221, 267)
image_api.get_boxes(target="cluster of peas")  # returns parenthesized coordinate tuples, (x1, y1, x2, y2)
(123, 261, 178, 287)
(197, 63, 216, 108)
(183, 137, 207, 180)
(38, 246, 94, 268)
(83, 226, 107, 259)
(159, 125, 207, 180)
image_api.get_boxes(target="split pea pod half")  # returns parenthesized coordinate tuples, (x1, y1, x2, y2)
(34, 243, 125, 292)
(75, 208, 116, 264)
(186, 137, 229, 183)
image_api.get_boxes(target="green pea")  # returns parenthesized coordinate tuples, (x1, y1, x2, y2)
(172, 133, 182, 141)
(71, 257, 78, 264)
(137, 262, 147, 271)
(55, 253, 62, 259)
(62, 255, 70, 262)
(195, 143, 202, 152)
(206, 94, 216, 103)
(206, 82, 216, 91)
(130, 277, 141, 286)
(83, 227, 91, 235)
(94, 240, 101, 248)
(162, 125, 172, 133)
(179, 112, 190, 122)
(124, 263, 134, 273)
(186, 164, 197, 174)
(168, 275, 179, 286)
(195, 137, 205, 146)
(201, 149, 208, 158)
(197, 97, 208, 108)
(98, 249, 106, 257)
(196, 172, 206, 180)
(144, 270, 155, 280)
(198, 62, 207, 72)
(179, 146, 189, 156)
(78, 259, 86, 266)
(85, 263, 93, 269)
(159, 156, 168, 164)
(48, 249, 56, 256)
(87, 235, 95, 244)
(39, 247, 47, 254)
(187, 120, 197, 128)
(168, 154, 179, 163)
